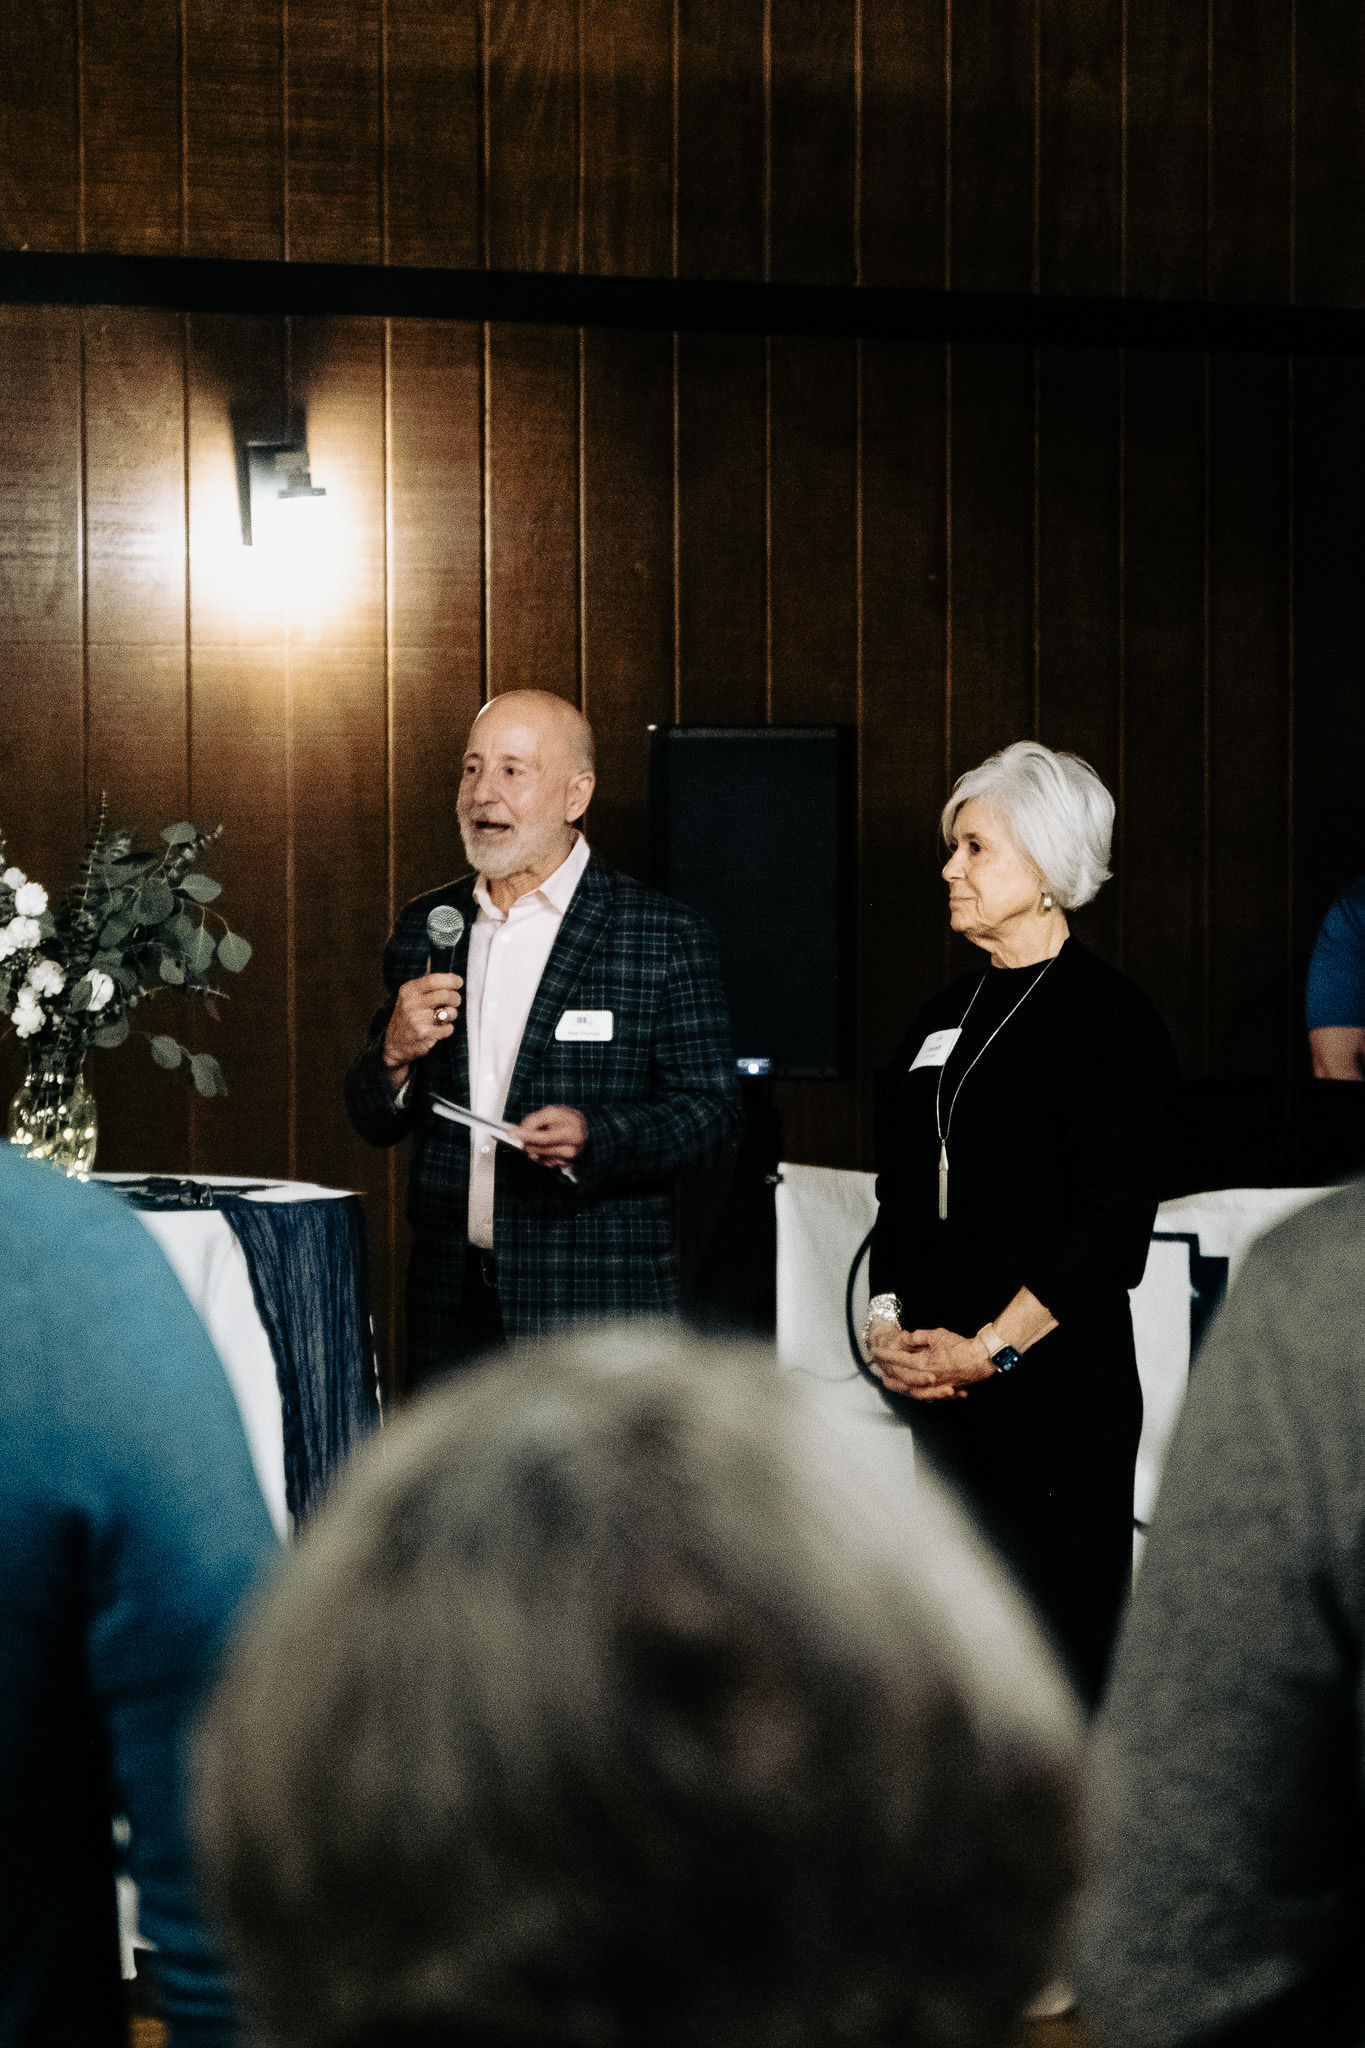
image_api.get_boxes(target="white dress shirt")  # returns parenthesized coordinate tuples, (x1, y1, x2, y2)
(465, 833, 591, 1250)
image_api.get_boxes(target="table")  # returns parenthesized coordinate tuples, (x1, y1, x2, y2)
(98, 1175, 382, 1539)
(774, 1162, 1335, 1524)
(94, 1172, 383, 1979)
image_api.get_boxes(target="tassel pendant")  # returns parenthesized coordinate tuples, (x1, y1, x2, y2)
(938, 1138, 949, 1220)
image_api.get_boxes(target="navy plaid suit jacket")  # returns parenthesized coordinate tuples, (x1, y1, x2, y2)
(344, 855, 741, 1356)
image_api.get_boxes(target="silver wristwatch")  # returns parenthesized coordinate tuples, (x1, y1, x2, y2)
(862, 1292, 902, 1346)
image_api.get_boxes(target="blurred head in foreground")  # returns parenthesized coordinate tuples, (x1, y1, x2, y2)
(195, 1327, 1084, 2048)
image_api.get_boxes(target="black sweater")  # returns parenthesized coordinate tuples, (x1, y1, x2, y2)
(871, 938, 1177, 1339)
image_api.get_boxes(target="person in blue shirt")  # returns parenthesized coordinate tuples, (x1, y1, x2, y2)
(0, 1144, 276, 2047)
(1306, 875, 1365, 1080)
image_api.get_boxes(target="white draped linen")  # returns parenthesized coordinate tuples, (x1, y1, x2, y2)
(775, 1163, 1335, 1522)
(96, 1175, 358, 1542)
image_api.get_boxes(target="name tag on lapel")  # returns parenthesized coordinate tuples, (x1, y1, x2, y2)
(555, 1009, 614, 1042)
(909, 1027, 961, 1071)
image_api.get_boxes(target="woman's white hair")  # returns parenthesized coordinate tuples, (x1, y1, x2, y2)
(941, 741, 1115, 909)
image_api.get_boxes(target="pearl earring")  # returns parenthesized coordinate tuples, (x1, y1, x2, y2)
(1041, 893, 1054, 912)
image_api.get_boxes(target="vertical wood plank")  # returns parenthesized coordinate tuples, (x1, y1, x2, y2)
(768, 0, 856, 285)
(675, 0, 765, 280)
(287, 0, 383, 265)
(184, 0, 286, 259)
(185, 645, 291, 1174)
(1293, 361, 1365, 1006)
(0, 305, 84, 1108)
(580, 0, 673, 278)
(0, 1, 78, 252)
(1208, 0, 1292, 303)
(859, 0, 946, 290)
(1123, 0, 1208, 299)
(767, 333, 859, 1167)
(388, 319, 484, 909)
(947, 345, 1035, 779)
(485, 0, 579, 272)
(0, 308, 83, 655)
(82, 306, 191, 1170)
(860, 339, 949, 1128)
(1294, 9, 1365, 307)
(83, 311, 186, 679)
(185, 313, 290, 1174)
(947, 342, 1035, 997)
(580, 327, 674, 880)
(948, 0, 1035, 293)
(1206, 353, 1291, 1076)
(1120, 351, 1206, 1072)
(1035, 344, 1122, 963)
(384, 316, 484, 1380)
(1037, 0, 1122, 296)
(675, 332, 767, 722)
(82, 0, 183, 255)
(768, 336, 857, 724)
(486, 323, 579, 700)
(383, 0, 481, 269)
(287, 316, 389, 1203)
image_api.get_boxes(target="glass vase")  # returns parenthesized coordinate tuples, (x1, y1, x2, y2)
(7, 1051, 98, 1177)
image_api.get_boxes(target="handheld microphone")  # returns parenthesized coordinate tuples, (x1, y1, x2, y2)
(425, 903, 466, 975)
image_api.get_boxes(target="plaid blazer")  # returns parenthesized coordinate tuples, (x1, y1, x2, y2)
(344, 855, 741, 1348)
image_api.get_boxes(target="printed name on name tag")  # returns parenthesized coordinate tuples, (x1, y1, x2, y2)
(909, 1027, 962, 1071)
(555, 1009, 614, 1042)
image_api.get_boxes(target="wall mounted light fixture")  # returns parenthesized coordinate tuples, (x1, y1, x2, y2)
(232, 406, 326, 546)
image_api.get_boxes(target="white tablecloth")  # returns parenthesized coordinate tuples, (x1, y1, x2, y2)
(98, 1175, 357, 1542)
(97, 1173, 364, 1977)
(774, 1163, 1336, 1520)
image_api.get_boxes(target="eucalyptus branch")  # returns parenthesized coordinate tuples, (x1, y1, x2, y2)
(1, 808, 249, 1125)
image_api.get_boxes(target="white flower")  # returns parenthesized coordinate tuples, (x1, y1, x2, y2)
(2, 867, 25, 891)
(13, 882, 47, 916)
(26, 958, 65, 998)
(86, 970, 115, 1013)
(0, 929, 15, 961)
(12, 994, 44, 1038)
(5, 916, 41, 950)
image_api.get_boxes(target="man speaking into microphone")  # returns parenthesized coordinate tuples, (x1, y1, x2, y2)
(345, 690, 741, 1390)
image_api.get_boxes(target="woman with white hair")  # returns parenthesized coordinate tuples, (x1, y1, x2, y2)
(866, 740, 1176, 1709)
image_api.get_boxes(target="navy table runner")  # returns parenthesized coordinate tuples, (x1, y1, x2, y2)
(114, 1180, 381, 1523)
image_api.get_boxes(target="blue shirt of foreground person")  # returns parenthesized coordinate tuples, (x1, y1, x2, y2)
(0, 1145, 276, 2046)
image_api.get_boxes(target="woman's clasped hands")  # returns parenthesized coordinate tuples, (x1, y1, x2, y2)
(865, 1321, 996, 1400)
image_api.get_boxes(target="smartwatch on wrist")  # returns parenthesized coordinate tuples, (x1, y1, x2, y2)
(978, 1323, 1022, 1374)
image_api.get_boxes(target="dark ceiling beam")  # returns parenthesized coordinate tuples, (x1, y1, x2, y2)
(4, 248, 1365, 354)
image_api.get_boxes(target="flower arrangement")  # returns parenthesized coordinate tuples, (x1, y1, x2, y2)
(1, 804, 252, 1171)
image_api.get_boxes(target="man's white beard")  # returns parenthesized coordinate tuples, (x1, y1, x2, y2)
(459, 813, 570, 881)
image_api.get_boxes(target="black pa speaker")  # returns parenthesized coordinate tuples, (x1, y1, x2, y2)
(650, 726, 856, 1080)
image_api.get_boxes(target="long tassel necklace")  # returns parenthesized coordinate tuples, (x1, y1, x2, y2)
(934, 955, 1058, 1220)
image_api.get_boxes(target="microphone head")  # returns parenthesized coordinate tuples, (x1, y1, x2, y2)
(426, 904, 465, 952)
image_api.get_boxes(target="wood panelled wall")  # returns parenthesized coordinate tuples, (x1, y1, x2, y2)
(6, 2, 1365, 1367)
(3, 0, 1365, 305)
(4, 301, 1364, 1368)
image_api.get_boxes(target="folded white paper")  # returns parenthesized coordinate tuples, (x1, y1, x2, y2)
(429, 1095, 527, 1151)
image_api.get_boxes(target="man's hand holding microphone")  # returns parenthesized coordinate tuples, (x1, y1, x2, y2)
(383, 903, 587, 1167)
(382, 972, 464, 1093)
(383, 905, 466, 1096)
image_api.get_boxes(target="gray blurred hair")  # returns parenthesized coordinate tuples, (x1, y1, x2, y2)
(941, 741, 1115, 909)
(194, 1327, 1084, 2048)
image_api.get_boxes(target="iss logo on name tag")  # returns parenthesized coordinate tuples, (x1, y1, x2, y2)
(909, 1026, 962, 1071)
(555, 1010, 614, 1042)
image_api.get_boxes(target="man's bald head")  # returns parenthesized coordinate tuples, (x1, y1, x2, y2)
(468, 691, 595, 775)
(457, 692, 596, 895)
